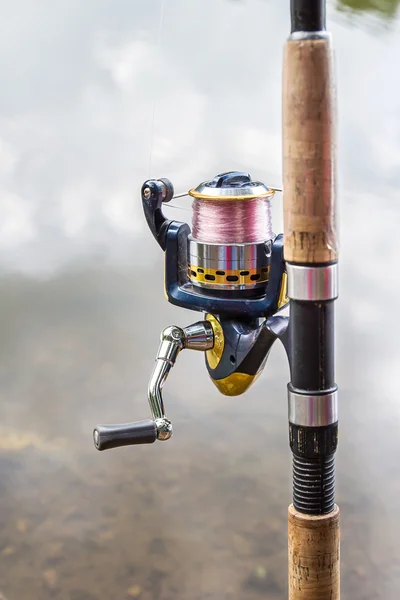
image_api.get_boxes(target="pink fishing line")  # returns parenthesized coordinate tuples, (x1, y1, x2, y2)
(191, 197, 272, 244)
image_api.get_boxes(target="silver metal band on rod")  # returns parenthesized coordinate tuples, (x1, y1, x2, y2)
(288, 388, 338, 427)
(286, 263, 338, 301)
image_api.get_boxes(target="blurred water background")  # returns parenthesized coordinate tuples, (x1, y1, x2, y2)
(0, 0, 400, 598)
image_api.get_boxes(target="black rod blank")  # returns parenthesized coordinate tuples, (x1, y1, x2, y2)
(290, 0, 326, 33)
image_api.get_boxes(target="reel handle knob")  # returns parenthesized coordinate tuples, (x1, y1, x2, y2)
(93, 420, 157, 451)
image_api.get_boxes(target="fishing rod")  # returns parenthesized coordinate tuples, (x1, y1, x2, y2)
(92, 0, 339, 597)
(283, 1, 339, 598)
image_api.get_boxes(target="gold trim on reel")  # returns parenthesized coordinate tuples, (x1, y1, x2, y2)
(188, 264, 270, 287)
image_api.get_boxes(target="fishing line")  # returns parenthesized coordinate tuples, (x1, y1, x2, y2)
(164, 190, 274, 243)
(164, 189, 281, 228)
(148, 0, 166, 178)
(192, 196, 273, 244)
(165, 203, 191, 212)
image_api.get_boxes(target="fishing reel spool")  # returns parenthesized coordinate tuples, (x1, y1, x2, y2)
(93, 171, 289, 451)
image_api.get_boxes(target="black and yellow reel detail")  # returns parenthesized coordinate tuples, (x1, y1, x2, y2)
(204, 311, 287, 398)
(210, 372, 260, 396)
(205, 314, 225, 369)
(205, 314, 263, 397)
(278, 272, 289, 308)
(188, 265, 270, 286)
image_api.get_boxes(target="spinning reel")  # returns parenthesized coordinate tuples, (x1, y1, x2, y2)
(93, 171, 289, 451)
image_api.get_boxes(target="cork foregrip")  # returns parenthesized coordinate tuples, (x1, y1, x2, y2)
(283, 38, 337, 264)
(288, 504, 340, 600)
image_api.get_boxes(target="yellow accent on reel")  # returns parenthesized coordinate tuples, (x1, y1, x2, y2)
(210, 371, 261, 397)
(205, 314, 224, 369)
(163, 254, 169, 301)
(189, 265, 270, 286)
(278, 271, 289, 308)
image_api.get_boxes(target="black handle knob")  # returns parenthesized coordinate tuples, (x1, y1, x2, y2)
(158, 178, 174, 203)
(93, 420, 157, 451)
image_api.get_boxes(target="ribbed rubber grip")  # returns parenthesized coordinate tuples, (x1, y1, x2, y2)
(293, 454, 335, 514)
(93, 420, 157, 451)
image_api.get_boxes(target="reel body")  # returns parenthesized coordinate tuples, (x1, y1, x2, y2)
(144, 171, 288, 394)
(94, 171, 289, 450)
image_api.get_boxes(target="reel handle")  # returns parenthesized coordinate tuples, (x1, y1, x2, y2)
(93, 420, 158, 451)
(93, 321, 213, 452)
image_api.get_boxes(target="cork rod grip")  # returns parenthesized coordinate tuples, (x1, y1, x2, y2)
(282, 37, 337, 264)
(288, 504, 340, 600)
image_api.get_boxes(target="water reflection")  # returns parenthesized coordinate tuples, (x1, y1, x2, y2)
(0, 0, 400, 599)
